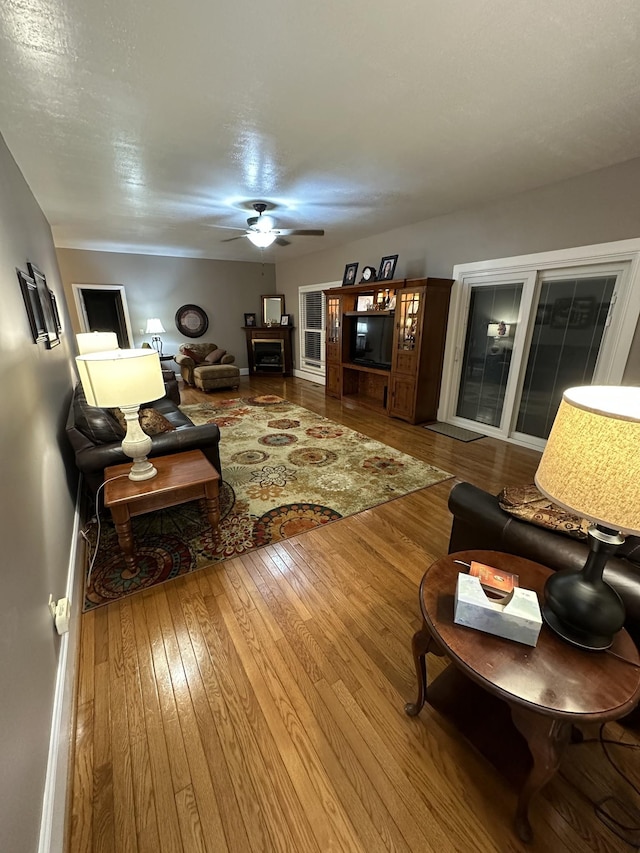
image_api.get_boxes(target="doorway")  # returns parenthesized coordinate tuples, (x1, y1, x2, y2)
(72, 284, 133, 347)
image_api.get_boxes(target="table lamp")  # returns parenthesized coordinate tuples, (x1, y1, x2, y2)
(145, 318, 166, 355)
(534, 385, 640, 650)
(76, 349, 165, 481)
(76, 331, 119, 354)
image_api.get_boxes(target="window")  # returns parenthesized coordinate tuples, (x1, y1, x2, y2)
(298, 284, 328, 378)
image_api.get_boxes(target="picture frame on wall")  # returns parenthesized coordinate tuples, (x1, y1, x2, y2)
(49, 290, 62, 332)
(377, 254, 398, 281)
(27, 261, 61, 347)
(17, 268, 48, 344)
(244, 312, 257, 327)
(342, 262, 358, 285)
(175, 303, 209, 338)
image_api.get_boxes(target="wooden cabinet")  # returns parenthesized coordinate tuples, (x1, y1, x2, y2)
(323, 278, 453, 424)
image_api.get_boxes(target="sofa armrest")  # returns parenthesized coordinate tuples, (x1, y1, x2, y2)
(447, 482, 512, 553)
(220, 354, 235, 365)
(447, 481, 640, 630)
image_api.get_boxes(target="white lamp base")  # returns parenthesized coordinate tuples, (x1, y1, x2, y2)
(120, 404, 157, 481)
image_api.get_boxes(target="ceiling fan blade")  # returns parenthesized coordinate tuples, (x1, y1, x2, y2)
(220, 234, 247, 243)
(275, 236, 291, 246)
(277, 229, 325, 237)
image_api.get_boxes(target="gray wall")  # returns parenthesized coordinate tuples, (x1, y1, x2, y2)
(56, 249, 277, 369)
(0, 133, 77, 851)
(275, 157, 640, 380)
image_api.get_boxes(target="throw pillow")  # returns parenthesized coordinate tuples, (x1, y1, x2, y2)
(498, 483, 589, 540)
(182, 347, 204, 363)
(74, 387, 126, 443)
(112, 408, 176, 436)
(204, 347, 227, 364)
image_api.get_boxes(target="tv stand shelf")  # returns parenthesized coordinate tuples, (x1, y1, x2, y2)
(324, 277, 453, 424)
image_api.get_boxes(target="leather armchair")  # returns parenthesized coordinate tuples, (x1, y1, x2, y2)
(175, 343, 240, 392)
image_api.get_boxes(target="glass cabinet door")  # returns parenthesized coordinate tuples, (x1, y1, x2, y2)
(326, 296, 341, 344)
(396, 289, 421, 351)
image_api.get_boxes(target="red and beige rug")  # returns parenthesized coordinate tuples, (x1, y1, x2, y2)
(84, 395, 452, 609)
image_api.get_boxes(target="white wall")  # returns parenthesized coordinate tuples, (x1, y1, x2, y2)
(0, 133, 78, 852)
(275, 156, 640, 381)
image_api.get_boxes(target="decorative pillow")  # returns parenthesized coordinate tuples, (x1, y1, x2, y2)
(498, 483, 589, 540)
(182, 347, 205, 363)
(74, 387, 126, 443)
(204, 347, 227, 364)
(112, 408, 176, 436)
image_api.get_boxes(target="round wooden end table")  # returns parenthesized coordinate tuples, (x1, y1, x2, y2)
(405, 550, 640, 842)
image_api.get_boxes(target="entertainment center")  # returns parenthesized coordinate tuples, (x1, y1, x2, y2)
(324, 277, 453, 424)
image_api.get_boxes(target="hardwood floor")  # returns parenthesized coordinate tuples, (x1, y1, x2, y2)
(69, 376, 639, 852)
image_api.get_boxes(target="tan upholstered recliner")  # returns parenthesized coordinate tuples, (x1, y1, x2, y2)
(175, 342, 241, 392)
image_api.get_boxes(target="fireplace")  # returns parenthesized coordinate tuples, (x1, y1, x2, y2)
(252, 339, 285, 371)
(243, 324, 294, 376)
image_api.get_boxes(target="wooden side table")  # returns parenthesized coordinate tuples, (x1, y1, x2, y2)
(104, 450, 220, 573)
(406, 550, 640, 842)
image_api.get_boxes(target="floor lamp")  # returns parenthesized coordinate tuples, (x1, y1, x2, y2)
(76, 349, 165, 481)
(535, 385, 640, 650)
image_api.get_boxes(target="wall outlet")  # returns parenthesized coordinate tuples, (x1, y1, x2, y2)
(54, 597, 71, 635)
(48, 595, 71, 634)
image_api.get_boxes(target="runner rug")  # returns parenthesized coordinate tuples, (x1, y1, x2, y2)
(84, 394, 452, 609)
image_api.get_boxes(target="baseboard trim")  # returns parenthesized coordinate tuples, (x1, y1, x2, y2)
(38, 481, 85, 853)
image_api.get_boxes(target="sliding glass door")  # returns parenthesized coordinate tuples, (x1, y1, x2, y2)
(448, 263, 623, 448)
(456, 281, 523, 428)
(513, 274, 615, 440)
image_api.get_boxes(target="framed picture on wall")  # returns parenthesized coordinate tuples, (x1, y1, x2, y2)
(27, 261, 60, 348)
(17, 269, 48, 344)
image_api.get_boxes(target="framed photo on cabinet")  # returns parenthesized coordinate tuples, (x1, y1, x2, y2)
(342, 262, 358, 285)
(378, 254, 398, 282)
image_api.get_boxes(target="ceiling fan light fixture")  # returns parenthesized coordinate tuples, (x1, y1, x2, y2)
(255, 214, 275, 232)
(247, 230, 277, 248)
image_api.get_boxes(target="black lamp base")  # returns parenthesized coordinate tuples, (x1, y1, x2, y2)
(541, 603, 613, 650)
(542, 525, 626, 652)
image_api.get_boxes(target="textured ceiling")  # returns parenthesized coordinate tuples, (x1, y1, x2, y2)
(1, 0, 640, 261)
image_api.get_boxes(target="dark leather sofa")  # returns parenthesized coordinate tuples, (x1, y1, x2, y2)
(66, 383, 221, 500)
(448, 481, 640, 646)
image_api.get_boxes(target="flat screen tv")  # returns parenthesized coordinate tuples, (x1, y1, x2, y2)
(350, 314, 394, 370)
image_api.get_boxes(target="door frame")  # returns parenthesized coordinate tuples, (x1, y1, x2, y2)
(438, 238, 640, 448)
(72, 283, 134, 347)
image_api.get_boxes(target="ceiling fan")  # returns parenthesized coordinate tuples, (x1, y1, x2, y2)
(220, 202, 325, 247)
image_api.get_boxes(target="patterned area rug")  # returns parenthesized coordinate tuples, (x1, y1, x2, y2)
(84, 394, 452, 609)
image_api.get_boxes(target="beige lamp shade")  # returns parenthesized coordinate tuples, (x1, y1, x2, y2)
(534, 386, 640, 536)
(144, 318, 166, 335)
(76, 349, 165, 408)
(76, 331, 119, 354)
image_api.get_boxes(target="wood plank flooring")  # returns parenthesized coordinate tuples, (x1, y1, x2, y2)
(68, 376, 640, 852)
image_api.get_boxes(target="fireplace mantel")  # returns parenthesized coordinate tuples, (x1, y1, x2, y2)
(242, 326, 294, 376)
